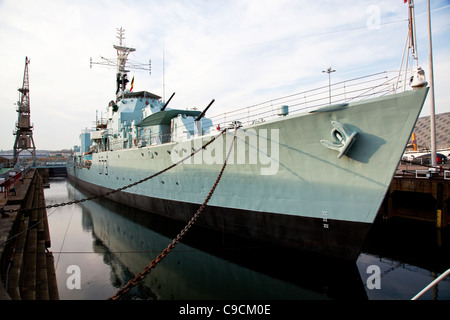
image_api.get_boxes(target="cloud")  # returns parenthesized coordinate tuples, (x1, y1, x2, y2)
(159, 1, 410, 110)
(0, 0, 449, 150)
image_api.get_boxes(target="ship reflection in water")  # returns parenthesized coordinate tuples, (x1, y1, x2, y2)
(45, 179, 450, 300)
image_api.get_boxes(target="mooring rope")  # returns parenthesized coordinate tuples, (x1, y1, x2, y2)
(108, 126, 238, 300)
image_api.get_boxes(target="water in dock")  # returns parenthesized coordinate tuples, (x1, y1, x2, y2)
(44, 178, 450, 300)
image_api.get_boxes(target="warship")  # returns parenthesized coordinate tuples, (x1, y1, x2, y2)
(68, 18, 429, 261)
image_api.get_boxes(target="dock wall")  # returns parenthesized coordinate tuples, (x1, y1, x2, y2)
(380, 171, 450, 228)
(0, 169, 58, 300)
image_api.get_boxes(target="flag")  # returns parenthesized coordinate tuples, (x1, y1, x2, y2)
(130, 76, 134, 92)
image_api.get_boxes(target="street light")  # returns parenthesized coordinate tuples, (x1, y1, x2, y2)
(322, 67, 336, 105)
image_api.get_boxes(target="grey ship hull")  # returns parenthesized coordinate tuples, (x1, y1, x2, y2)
(68, 88, 428, 261)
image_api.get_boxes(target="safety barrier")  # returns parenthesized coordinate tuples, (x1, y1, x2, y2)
(0, 172, 23, 199)
(411, 268, 450, 300)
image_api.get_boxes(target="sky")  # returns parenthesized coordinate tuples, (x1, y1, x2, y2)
(0, 0, 449, 151)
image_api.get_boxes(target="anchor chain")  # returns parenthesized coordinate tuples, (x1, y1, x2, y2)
(108, 126, 238, 300)
(0, 128, 229, 216)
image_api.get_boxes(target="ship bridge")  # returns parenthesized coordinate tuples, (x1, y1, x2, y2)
(117, 90, 161, 101)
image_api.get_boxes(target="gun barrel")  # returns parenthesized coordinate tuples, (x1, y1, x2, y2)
(161, 92, 175, 111)
(195, 99, 215, 121)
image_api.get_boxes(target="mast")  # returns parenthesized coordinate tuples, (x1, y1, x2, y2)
(406, 0, 428, 91)
(403, 0, 434, 165)
(407, 0, 419, 66)
(403, 0, 429, 161)
(427, 0, 437, 166)
(113, 27, 135, 99)
(163, 39, 165, 102)
(13, 56, 36, 166)
(90, 27, 151, 101)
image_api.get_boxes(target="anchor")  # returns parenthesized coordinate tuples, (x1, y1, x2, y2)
(320, 121, 358, 158)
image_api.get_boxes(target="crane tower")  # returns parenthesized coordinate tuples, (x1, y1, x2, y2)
(13, 56, 36, 166)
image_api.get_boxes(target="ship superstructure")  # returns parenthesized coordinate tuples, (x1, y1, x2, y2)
(69, 21, 429, 261)
(85, 28, 213, 159)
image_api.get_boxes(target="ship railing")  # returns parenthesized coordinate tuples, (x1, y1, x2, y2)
(107, 71, 412, 152)
(109, 138, 128, 151)
(138, 131, 172, 146)
(207, 70, 411, 131)
(411, 268, 450, 300)
(108, 132, 174, 151)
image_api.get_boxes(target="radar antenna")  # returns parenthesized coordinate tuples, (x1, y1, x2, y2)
(90, 27, 151, 100)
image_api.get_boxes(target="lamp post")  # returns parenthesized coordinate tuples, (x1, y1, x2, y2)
(322, 67, 336, 105)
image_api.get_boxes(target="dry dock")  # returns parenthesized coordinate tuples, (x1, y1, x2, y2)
(0, 169, 58, 300)
(380, 163, 450, 228)
(1, 163, 449, 300)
